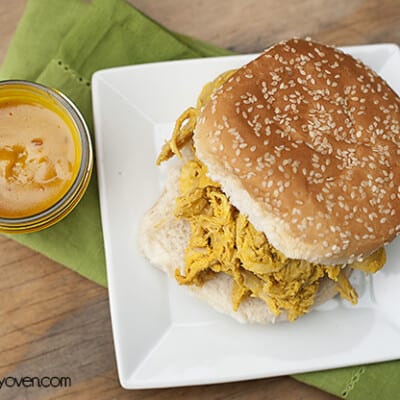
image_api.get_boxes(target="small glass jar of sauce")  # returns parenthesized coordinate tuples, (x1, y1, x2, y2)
(0, 80, 93, 233)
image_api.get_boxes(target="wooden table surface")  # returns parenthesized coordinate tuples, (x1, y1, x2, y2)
(1, 1, 399, 399)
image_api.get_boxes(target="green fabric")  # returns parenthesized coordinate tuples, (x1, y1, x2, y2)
(295, 361, 400, 399)
(0, 0, 232, 286)
(2, 0, 398, 398)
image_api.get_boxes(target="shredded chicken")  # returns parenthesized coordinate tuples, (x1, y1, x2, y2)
(174, 157, 363, 321)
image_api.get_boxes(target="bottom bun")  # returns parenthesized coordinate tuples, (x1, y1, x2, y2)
(139, 163, 349, 324)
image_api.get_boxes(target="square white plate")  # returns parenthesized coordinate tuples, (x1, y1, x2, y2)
(92, 43, 400, 389)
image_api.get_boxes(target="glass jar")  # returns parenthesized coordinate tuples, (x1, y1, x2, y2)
(0, 80, 93, 233)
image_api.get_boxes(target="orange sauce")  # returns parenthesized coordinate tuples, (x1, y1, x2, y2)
(0, 85, 81, 218)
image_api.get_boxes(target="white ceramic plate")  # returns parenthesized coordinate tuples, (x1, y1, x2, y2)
(92, 43, 400, 389)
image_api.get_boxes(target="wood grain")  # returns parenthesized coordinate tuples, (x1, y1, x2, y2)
(130, 0, 400, 51)
(1, 0, 399, 399)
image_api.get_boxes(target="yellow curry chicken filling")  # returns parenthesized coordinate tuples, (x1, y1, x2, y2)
(157, 71, 387, 321)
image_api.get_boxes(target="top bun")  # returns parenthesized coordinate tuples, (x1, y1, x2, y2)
(194, 38, 400, 265)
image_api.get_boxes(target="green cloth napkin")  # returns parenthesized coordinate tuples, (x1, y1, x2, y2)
(0, 0, 231, 286)
(1, 0, 398, 398)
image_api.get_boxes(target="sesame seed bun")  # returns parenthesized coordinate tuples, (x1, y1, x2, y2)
(194, 38, 400, 265)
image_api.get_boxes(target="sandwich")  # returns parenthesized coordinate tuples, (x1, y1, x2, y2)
(139, 38, 400, 324)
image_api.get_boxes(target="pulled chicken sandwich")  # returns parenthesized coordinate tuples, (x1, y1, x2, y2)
(139, 38, 400, 324)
